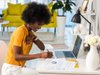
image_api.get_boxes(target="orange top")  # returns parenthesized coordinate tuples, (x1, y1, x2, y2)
(6, 25, 33, 66)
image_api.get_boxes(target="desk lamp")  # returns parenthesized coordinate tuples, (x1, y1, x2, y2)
(71, 9, 91, 34)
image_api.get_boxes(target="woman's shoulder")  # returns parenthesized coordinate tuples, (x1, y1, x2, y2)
(13, 25, 28, 35)
(16, 25, 27, 32)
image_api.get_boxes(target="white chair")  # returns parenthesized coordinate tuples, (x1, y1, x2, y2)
(0, 40, 8, 71)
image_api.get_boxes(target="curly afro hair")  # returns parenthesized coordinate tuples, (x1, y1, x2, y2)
(21, 2, 51, 25)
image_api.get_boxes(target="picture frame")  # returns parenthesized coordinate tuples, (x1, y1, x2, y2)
(80, 0, 89, 13)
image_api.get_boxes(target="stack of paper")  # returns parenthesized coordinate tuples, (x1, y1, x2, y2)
(36, 58, 77, 71)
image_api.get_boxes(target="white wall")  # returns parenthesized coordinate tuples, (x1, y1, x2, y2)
(94, 0, 100, 35)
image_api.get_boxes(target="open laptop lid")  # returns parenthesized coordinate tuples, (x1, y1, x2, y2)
(72, 35, 82, 58)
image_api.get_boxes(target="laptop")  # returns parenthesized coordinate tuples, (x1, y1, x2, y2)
(54, 35, 82, 58)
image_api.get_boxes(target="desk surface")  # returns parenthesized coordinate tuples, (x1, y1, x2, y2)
(37, 59, 100, 75)
(35, 43, 100, 75)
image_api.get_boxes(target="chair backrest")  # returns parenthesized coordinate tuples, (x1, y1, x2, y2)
(42, 2, 57, 28)
(0, 40, 8, 71)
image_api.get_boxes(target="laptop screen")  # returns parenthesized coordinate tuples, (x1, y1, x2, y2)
(72, 35, 82, 58)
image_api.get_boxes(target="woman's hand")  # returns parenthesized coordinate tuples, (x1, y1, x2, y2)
(40, 51, 53, 58)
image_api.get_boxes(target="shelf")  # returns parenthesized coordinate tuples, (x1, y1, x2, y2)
(81, 12, 95, 16)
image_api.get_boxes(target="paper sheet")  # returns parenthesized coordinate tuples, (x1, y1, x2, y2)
(36, 58, 77, 71)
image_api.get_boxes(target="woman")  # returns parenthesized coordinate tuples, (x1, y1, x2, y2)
(1, 2, 52, 75)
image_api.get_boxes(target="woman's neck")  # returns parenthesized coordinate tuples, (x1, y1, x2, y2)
(25, 24, 31, 31)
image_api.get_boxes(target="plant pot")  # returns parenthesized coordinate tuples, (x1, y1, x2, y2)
(56, 16, 66, 38)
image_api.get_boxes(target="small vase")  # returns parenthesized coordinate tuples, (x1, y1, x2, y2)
(86, 45, 100, 70)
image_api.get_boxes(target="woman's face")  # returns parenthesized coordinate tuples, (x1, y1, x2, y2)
(29, 22, 44, 32)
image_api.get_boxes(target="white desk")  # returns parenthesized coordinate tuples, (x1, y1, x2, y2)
(36, 58, 100, 75)
(28, 42, 100, 75)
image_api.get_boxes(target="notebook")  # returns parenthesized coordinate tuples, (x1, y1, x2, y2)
(54, 35, 82, 58)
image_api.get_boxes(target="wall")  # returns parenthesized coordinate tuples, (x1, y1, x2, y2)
(75, 0, 96, 35)
(94, 0, 100, 35)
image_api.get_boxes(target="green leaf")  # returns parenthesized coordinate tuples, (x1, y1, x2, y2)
(51, 0, 76, 16)
(69, 2, 76, 6)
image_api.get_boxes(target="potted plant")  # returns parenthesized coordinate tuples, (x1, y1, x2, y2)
(51, 0, 76, 37)
(52, 0, 76, 16)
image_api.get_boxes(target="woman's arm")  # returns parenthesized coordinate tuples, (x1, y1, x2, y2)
(25, 34, 45, 50)
(13, 46, 52, 61)
(33, 38, 45, 50)
(29, 31, 45, 50)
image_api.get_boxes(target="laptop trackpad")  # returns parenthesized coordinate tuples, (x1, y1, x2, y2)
(55, 51, 75, 58)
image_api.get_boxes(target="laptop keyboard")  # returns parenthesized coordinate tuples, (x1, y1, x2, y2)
(63, 51, 75, 58)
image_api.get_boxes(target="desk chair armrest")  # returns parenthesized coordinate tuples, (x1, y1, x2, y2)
(53, 11, 57, 27)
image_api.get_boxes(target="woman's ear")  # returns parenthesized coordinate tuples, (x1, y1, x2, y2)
(25, 23, 31, 31)
(27, 24, 30, 27)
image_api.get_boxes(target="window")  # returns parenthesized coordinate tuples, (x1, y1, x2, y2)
(17, 0, 49, 4)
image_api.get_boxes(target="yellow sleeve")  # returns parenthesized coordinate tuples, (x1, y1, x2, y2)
(13, 28, 25, 47)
